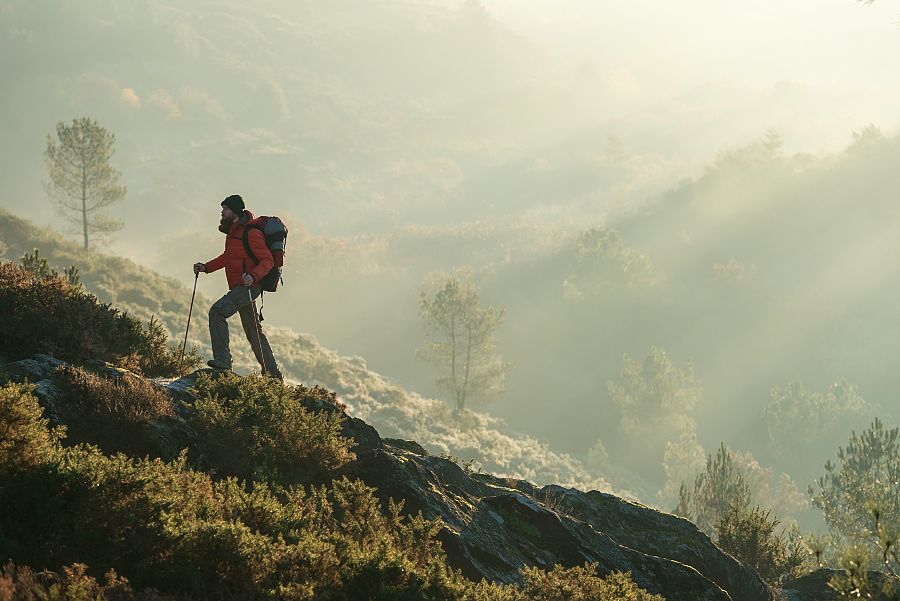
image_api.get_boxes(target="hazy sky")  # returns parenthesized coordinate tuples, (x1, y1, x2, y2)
(485, 0, 900, 150)
(489, 1, 899, 85)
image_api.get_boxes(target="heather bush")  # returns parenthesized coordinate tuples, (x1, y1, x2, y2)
(714, 505, 807, 585)
(120, 316, 202, 378)
(52, 365, 177, 457)
(518, 565, 665, 601)
(0, 562, 172, 601)
(187, 372, 355, 484)
(0, 261, 142, 364)
(0, 386, 667, 600)
(0, 262, 194, 377)
(0, 408, 660, 601)
(0, 441, 455, 599)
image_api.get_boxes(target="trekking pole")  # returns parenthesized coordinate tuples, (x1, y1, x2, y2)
(249, 286, 267, 376)
(179, 272, 199, 373)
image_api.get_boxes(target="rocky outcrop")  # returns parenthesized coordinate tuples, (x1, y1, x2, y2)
(337, 434, 770, 601)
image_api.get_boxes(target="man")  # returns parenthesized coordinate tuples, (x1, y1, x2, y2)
(193, 194, 283, 380)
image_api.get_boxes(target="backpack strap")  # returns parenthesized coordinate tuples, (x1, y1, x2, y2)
(242, 224, 264, 265)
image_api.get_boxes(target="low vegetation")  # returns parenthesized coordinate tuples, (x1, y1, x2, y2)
(187, 372, 355, 484)
(52, 364, 174, 457)
(0, 259, 199, 377)
(0, 380, 665, 599)
(0, 263, 665, 600)
(676, 443, 811, 586)
(715, 505, 806, 586)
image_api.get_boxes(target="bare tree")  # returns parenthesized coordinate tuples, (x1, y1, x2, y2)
(44, 117, 126, 250)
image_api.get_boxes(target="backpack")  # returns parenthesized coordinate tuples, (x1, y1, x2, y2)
(242, 216, 288, 292)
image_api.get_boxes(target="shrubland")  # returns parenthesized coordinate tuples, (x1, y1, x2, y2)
(0, 262, 664, 600)
(0, 259, 198, 377)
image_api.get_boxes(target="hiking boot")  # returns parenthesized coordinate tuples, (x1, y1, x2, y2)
(206, 359, 232, 371)
(262, 368, 283, 381)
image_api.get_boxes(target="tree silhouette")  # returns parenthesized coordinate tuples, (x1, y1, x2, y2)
(418, 272, 510, 413)
(44, 117, 126, 250)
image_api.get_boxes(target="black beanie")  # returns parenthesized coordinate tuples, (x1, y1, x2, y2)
(221, 194, 245, 215)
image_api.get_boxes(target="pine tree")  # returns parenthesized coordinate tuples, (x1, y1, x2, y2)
(675, 442, 751, 535)
(418, 272, 510, 413)
(44, 117, 126, 250)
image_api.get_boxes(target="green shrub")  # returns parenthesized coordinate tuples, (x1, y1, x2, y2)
(0, 562, 171, 601)
(0, 261, 142, 365)
(0, 437, 455, 600)
(187, 372, 355, 485)
(519, 565, 665, 601)
(715, 505, 807, 585)
(0, 383, 63, 474)
(119, 316, 202, 378)
(55, 365, 172, 422)
(52, 365, 177, 457)
(0, 261, 197, 378)
(1, 425, 668, 601)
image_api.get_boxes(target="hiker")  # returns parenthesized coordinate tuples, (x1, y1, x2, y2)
(193, 194, 283, 380)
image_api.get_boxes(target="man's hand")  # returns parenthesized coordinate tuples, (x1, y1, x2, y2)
(193, 262, 206, 275)
(242, 272, 254, 287)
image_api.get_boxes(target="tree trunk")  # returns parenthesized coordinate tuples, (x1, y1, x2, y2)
(461, 330, 472, 413)
(450, 314, 460, 411)
(81, 163, 88, 250)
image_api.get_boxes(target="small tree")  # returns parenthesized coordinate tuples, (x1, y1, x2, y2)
(810, 418, 900, 551)
(44, 117, 126, 250)
(675, 442, 751, 535)
(608, 346, 701, 436)
(564, 227, 654, 298)
(418, 272, 510, 413)
(764, 378, 870, 456)
(20, 248, 80, 287)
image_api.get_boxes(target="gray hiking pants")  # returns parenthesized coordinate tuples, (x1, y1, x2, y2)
(209, 286, 281, 378)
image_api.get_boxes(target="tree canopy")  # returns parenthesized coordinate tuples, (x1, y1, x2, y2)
(44, 117, 126, 250)
(418, 272, 510, 413)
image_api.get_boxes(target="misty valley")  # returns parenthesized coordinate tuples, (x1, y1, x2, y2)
(3, 1, 900, 599)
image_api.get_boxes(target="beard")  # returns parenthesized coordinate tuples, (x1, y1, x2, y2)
(218, 216, 233, 234)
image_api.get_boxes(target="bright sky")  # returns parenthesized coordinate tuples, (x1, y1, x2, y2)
(488, 1, 900, 89)
(481, 0, 900, 152)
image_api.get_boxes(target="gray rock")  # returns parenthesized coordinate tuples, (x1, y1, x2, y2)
(339, 444, 758, 601)
(4, 353, 64, 382)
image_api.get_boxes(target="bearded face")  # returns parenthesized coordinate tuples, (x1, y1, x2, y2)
(219, 206, 238, 233)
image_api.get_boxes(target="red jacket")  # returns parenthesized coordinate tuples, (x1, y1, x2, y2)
(204, 211, 274, 289)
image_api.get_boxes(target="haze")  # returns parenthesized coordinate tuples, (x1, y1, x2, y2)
(2, 0, 900, 527)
